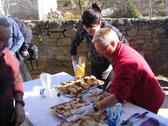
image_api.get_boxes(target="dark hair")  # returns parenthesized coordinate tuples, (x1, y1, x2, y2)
(82, 3, 101, 28)
(0, 17, 10, 28)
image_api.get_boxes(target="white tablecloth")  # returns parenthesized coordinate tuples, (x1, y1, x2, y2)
(24, 72, 168, 126)
(24, 72, 74, 126)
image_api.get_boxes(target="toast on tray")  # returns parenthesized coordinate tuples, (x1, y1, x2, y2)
(55, 75, 104, 97)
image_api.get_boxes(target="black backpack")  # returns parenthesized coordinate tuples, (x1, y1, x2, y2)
(24, 43, 39, 70)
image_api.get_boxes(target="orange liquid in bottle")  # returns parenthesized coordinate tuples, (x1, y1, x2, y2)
(76, 56, 86, 78)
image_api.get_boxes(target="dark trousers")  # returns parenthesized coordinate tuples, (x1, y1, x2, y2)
(0, 79, 14, 126)
(20, 60, 32, 82)
(91, 62, 114, 91)
(16, 52, 32, 82)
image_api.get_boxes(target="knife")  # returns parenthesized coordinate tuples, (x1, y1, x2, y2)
(121, 112, 140, 125)
(136, 111, 148, 119)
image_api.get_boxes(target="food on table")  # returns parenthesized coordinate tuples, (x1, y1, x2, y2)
(82, 91, 110, 103)
(80, 88, 110, 103)
(55, 75, 104, 96)
(59, 111, 108, 126)
(50, 91, 109, 126)
(50, 98, 86, 117)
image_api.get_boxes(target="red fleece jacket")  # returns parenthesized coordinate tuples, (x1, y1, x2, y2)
(0, 48, 24, 94)
(110, 42, 165, 113)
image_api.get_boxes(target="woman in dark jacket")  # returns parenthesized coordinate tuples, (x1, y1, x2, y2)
(69, 3, 129, 90)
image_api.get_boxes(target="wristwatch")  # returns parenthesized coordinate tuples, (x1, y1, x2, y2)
(92, 102, 99, 112)
(15, 100, 25, 107)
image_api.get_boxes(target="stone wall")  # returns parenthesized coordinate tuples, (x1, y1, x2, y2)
(24, 18, 168, 79)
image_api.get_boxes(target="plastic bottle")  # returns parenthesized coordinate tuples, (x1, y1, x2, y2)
(39, 73, 51, 97)
(106, 103, 123, 126)
(76, 56, 86, 78)
(40, 88, 50, 97)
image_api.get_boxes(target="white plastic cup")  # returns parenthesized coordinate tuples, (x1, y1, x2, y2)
(40, 73, 51, 97)
(40, 73, 51, 89)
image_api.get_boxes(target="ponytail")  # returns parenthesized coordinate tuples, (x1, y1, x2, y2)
(82, 3, 102, 28)
(92, 3, 101, 13)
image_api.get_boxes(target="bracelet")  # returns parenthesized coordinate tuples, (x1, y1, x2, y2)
(15, 100, 25, 107)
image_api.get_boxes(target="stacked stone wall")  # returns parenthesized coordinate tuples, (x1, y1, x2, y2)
(24, 18, 168, 78)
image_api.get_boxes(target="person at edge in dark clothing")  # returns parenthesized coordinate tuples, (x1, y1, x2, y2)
(0, 17, 25, 126)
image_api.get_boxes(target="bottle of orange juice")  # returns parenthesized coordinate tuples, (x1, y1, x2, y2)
(76, 56, 86, 78)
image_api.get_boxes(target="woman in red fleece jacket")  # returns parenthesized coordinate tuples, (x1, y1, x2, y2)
(72, 28, 165, 116)
(0, 17, 25, 126)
